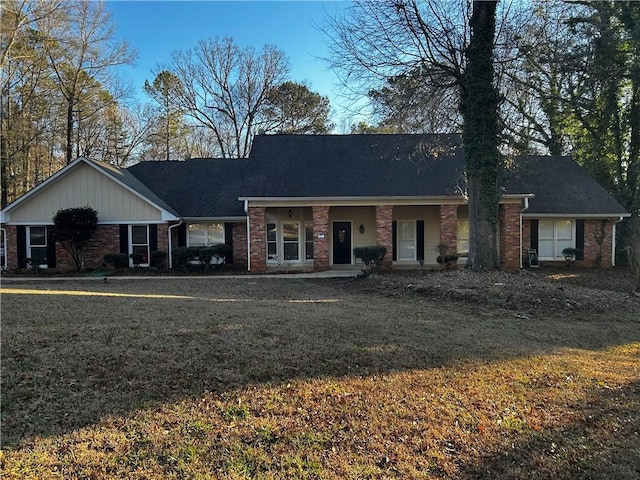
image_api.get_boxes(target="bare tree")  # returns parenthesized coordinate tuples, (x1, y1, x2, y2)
(41, 0, 135, 164)
(327, 0, 510, 269)
(165, 37, 289, 158)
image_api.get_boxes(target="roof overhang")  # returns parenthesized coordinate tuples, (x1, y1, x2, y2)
(181, 216, 247, 222)
(239, 194, 531, 208)
(522, 213, 631, 218)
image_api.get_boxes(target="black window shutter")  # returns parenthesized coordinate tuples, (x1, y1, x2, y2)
(224, 223, 234, 263)
(178, 223, 187, 247)
(17, 226, 26, 266)
(149, 224, 158, 251)
(47, 227, 56, 268)
(417, 220, 425, 260)
(576, 220, 585, 260)
(119, 225, 129, 255)
(392, 221, 397, 261)
(530, 219, 539, 252)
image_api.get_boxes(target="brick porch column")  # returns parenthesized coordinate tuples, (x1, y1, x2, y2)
(375, 205, 393, 270)
(499, 204, 521, 271)
(312, 206, 330, 271)
(248, 206, 267, 272)
(439, 205, 458, 254)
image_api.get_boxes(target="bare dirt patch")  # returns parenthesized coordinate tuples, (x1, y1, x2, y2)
(347, 267, 640, 314)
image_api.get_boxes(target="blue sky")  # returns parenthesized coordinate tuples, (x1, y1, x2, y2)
(107, 1, 353, 123)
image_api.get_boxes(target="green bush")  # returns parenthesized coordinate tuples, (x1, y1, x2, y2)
(150, 250, 167, 268)
(103, 253, 128, 269)
(353, 245, 387, 273)
(561, 247, 582, 266)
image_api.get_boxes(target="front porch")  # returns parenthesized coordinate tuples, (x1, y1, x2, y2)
(245, 202, 521, 273)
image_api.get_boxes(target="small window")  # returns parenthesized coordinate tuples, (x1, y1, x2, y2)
(457, 219, 469, 255)
(282, 222, 299, 261)
(27, 226, 48, 268)
(397, 221, 416, 260)
(130, 225, 149, 266)
(267, 222, 277, 261)
(539, 219, 574, 259)
(305, 222, 314, 260)
(188, 223, 224, 246)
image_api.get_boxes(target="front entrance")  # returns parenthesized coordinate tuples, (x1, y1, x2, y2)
(332, 221, 352, 264)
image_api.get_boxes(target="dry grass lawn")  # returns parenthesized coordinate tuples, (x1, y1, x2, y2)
(1, 274, 639, 479)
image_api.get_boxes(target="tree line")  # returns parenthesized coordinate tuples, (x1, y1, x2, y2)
(1, 0, 332, 207)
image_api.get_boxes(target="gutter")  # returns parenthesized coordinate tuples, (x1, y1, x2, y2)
(244, 200, 250, 272)
(167, 220, 183, 269)
(612, 216, 625, 267)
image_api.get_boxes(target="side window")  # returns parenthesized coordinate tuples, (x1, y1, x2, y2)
(267, 222, 277, 261)
(130, 225, 149, 266)
(27, 226, 48, 268)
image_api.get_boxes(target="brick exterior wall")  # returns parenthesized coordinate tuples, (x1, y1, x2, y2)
(233, 222, 248, 269)
(312, 206, 330, 271)
(584, 219, 614, 268)
(499, 204, 521, 271)
(55, 224, 121, 271)
(4, 225, 18, 270)
(375, 205, 393, 270)
(439, 205, 458, 254)
(248, 206, 267, 272)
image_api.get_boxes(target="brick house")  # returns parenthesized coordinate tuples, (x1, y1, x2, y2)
(0, 134, 630, 272)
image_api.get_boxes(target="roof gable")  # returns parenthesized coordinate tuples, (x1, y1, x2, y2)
(1, 157, 178, 223)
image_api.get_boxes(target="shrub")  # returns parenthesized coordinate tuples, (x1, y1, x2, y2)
(353, 245, 387, 273)
(52, 206, 98, 271)
(562, 247, 582, 266)
(129, 253, 144, 267)
(103, 253, 128, 270)
(150, 250, 167, 269)
(625, 216, 640, 291)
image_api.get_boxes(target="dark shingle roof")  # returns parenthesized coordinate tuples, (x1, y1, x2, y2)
(123, 135, 627, 218)
(243, 133, 466, 197)
(127, 158, 249, 217)
(506, 156, 628, 215)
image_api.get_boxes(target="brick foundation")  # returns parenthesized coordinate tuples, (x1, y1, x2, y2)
(584, 219, 614, 268)
(375, 205, 393, 270)
(4, 225, 18, 270)
(55, 224, 121, 271)
(313, 206, 330, 271)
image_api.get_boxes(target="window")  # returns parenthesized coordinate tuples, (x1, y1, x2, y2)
(282, 222, 299, 261)
(188, 223, 224, 246)
(457, 219, 469, 255)
(305, 222, 314, 260)
(130, 225, 149, 266)
(27, 226, 48, 268)
(267, 222, 277, 261)
(397, 221, 416, 260)
(539, 219, 574, 259)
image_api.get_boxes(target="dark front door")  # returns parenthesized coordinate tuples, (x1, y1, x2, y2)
(333, 222, 352, 264)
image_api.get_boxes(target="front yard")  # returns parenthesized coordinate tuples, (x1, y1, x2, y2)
(1, 271, 639, 479)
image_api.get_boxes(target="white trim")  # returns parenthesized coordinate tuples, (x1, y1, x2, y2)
(537, 219, 575, 260)
(181, 216, 246, 222)
(26, 225, 49, 269)
(129, 224, 150, 267)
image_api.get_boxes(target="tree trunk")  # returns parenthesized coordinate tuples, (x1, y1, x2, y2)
(461, 1, 501, 270)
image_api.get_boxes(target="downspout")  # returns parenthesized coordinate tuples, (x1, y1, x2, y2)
(0, 226, 7, 270)
(520, 197, 530, 269)
(168, 220, 183, 269)
(612, 216, 624, 267)
(245, 200, 251, 272)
